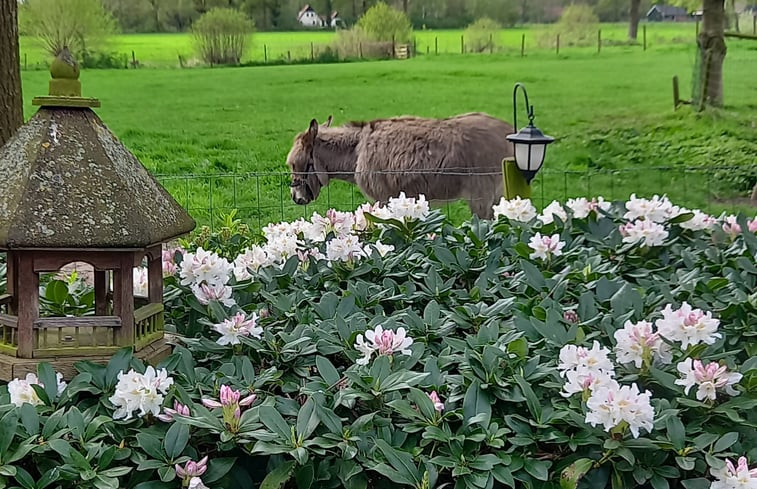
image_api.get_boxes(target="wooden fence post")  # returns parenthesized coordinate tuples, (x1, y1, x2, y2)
(753, 15, 756, 35)
(413, 37, 417, 57)
(521, 33, 525, 57)
(461, 35, 464, 54)
(311, 42, 314, 60)
(489, 33, 494, 54)
(24, 53, 27, 70)
(392, 35, 396, 58)
(597, 29, 601, 54)
(643, 25, 647, 51)
(359, 42, 363, 58)
(264, 44, 268, 63)
(556, 34, 560, 55)
(287, 50, 291, 63)
(435, 36, 438, 55)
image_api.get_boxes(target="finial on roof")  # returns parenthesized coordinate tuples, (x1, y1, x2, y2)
(33, 47, 101, 108)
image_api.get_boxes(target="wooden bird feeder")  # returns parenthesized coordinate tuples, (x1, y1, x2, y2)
(0, 49, 195, 380)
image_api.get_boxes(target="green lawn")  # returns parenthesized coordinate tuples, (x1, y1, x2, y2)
(18, 23, 701, 68)
(19, 34, 757, 228)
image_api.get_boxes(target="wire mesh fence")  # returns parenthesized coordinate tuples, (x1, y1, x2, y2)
(155, 166, 757, 231)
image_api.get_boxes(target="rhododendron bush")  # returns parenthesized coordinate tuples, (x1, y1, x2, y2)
(1, 194, 756, 489)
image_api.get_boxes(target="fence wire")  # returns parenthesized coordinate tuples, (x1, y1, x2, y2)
(155, 166, 757, 231)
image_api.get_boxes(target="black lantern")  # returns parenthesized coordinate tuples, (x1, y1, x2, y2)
(506, 83, 555, 184)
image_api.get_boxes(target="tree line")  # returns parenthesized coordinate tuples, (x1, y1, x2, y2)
(98, 0, 660, 33)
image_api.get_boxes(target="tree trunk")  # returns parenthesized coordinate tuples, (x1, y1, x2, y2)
(628, 0, 642, 40)
(402, 0, 408, 14)
(0, 0, 24, 148)
(696, 0, 726, 109)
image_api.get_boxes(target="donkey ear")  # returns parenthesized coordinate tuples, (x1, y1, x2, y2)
(308, 118, 319, 139)
(323, 115, 333, 127)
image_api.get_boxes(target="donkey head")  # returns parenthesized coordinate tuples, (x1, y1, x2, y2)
(287, 116, 332, 205)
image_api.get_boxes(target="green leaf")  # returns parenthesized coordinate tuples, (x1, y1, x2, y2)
(713, 432, 739, 453)
(514, 374, 542, 422)
(37, 362, 59, 403)
(133, 481, 173, 489)
(203, 457, 236, 484)
(164, 422, 190, 460)
(315, 356, 340, 386)
(18, 404, 39, 437)
(259, 406, 292, 441)
(37, 467, 60, 489)
(135, 433, 165, 461)
(560, 458, 594, 489)
(296, 398, 320, 440)
(260, 461, 296, 489)
(104, 349, 133, 390)
(463, 380, 491, 427)
(519, 259, 546, 290)
(524, 458, 550, 481)
(0, 410, 18, 458)
(12, 466, 34, 489)
(374, 439, 421, 485)
(45, 280, 69, 305)
(676, 457, 696, 471)
(681, 479, 711, 489)
(295, 463, 315, 489)
(666, 416, 686, 451)
(650, 475, 669, 489)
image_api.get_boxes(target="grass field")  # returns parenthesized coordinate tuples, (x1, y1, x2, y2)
(19, 29, 757, 228)
(18, 23, 706, 68)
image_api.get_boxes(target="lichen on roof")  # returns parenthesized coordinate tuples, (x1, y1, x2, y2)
(0, 107, 195, 249)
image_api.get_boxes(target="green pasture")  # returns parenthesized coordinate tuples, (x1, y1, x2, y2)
(19, 35, 757, 228)
(17, 22, 702, 68)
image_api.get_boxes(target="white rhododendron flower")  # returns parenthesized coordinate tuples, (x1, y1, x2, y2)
(539, 200, 568, 225)
(619, 219, 668, 247)
(558, 342, 616, 398)
(233, 246, 270, 281)
(364, 240, 395, 257)
(8, 372, 67, 407)
(180, 247, 232, 288)
(562, 368, 616, 398)
(655, 302, 721, 349)
(192, 282, 235, 307)
(675, 358, 742, 401)
(558, 342, 615, 375)
(354, 325, 414, 366)
(528, 233, 566, 260)
(264, 234, 300, 264)
(613, 320, 672, 368)
(623, 194, 679, 222)
(566, 197, 611, 219)
(387, 192, 429, 221)
(109, 367, 173, 420)
(492, 196, 537, 222)
(262, 221, 298, 241)
(133, 267, 148, 296)
(213, 312, 262, 345)
(326, 235, 366, 262)
(585, 382, 654, 438)
(677, 208, 717, 231)
(710, 457, 757, 489)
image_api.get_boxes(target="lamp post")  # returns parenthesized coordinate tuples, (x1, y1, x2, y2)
(503, 82, 555, 199)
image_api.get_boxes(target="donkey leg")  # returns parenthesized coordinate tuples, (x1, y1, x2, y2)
(469, 196, 495, 220)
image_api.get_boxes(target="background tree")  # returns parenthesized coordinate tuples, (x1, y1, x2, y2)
(159, 0, 199, 31)
(628, 0, 642, 39)
(694, 0, 726, 108)
(193, 7, 253, 64)
(19, 0, 117, 57)
(551, 4, 600, 46)
(463, 17, 501, 52)
(357, 1, 412, 41)
(0, 0, 23, 147)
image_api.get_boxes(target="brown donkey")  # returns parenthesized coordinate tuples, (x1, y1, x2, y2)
(286, 112, 514, 219)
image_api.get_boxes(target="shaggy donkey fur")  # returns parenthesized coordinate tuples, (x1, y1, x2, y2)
(286, 112, 514, 219)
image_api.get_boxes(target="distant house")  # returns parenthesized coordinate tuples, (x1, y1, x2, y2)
(329, 11, 343, 28)
(646, 4, 691, 22)
(297, 4, 324, 27)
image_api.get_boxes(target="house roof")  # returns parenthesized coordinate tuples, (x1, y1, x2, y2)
(647, 4, 689, 16)
(0, 106, 196, 249)
(297, 4, 316, 20)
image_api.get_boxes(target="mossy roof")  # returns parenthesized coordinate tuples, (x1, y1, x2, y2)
(0, 107, 195, 249)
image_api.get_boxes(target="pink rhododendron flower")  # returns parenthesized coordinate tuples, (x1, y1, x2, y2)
(354, 325, 414, 366)
(675, 359, 742, 401)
